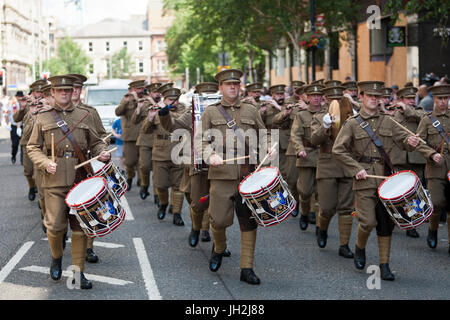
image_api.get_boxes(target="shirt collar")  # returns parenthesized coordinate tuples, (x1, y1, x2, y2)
(359, 107, 380, 120)
(221, 98, 242, 108)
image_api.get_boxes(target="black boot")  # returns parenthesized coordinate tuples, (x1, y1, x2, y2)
(317, 229, 327, 248)
(299, 215, 309, 231)
(309, 212, 316, 224)
(127, 179, 132, 191)
(139, 186, 149, 200)
(379, 263, 395, 281)
(50, 257, 62, 281)
(189, 229, 200, 247)
(209, 247, 223, 272)
(223, 248, 231, 257)
(28, 188, 36, 201)
(173, 213, 184, 226)
(406, 229, 420, 238)
(86, 248, 99, 263)
(201, 230, 211, 242)
(157, 204, 168, 220)
(154, 194, 160, 207)
(338, 244, 354, 258)
(240, 268, 260, 285)
(354, 246, 366, 270)
(11, 155, 16, 164)
(291, 203, 299, 217)
(427, 229, 438, 249)
(72, 272, 93, 289)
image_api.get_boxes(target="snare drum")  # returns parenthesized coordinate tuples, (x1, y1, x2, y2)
(90, 159, 128, 198)
(239, 167, 296, 227)
(378, 170, 433, 230)
(65, 176, 126, 238)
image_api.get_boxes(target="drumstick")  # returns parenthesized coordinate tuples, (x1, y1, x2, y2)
(222, 155, 250, 163)
(366, 174, 389, 179)
(256, 142, 278, 171)
(74, 147, 117, 170)
(102, 133, 113, 142)
(51, 133, 55, 163)
(389, 117, 427, 145)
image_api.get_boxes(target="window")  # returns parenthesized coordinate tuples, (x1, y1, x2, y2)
(138, 40, 143, 51)
(89, 42, 93, 52)
(89, 64, 94, 74)
(123, 41, 127, 48)
(139, 60, 144, 73)
(329, 32, 340, 70)
(106, 41, 110, 52)
(157, 40, 162, 52)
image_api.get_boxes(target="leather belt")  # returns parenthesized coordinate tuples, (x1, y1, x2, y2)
(359, 156, 382, 164)
(47, 149, 77, 158)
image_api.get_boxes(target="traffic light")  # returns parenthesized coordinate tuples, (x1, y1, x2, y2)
(0, 69, 4, 87)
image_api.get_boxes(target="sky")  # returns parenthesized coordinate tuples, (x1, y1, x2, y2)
(43, 0, 152, 27)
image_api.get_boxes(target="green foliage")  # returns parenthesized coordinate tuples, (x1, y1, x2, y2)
(108, 47, 133, 79)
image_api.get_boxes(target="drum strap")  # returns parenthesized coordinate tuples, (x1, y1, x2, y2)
(50, 109, 93, 177)
(355, 115, 394, 175)
(428, 115, 449, 146)
(216, 104, 255, 179)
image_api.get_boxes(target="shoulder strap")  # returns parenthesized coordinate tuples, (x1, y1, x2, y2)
(49, 109, 93, 176)
(355, 115, 394, 175)
(428, 115, 450, 145)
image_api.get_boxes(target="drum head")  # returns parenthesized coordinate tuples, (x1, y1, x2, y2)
(239, 167, 279, 195)
(66, 177, 107, 208)
(378, 171, 418, 200)
(91, 159, 110, 174)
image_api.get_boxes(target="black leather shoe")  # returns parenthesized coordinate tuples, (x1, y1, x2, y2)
(126, 179, 132, 191)
(154, 195, 160, 207)
(72, 272, 93, 289)
(299, 215, 309, 231)
(157, 204, 168, 220)
(338, 244, 354, 258)
(379, 263, 395, 281)
(50, 257, 62, 281)
(28, 188, 36, 201)
(201, 230, 211, 242)
(86, 248, 99, 263)
(139, 186, 149, 200)
(406, 229, 420, 238)
(189, 229, 200, 247)
(427, 229, 438, 249)
(309, 211, 316, 224)
(223, 248, 231, 257)
(240, 268, 260, 285)
(354, 246, 366, 270)
(11, 155, 16, 164)
(317, 229, 327, 248)
(291, 203, 299, 217)
(173, 213, 184, 226)
(209, 249, 223, 272)
(62, 233, 67, 251)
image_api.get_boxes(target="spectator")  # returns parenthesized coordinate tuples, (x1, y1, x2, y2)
(4, 92, 23, 164)
(418, 85, 434, 112)
(112, 117, 124, 174)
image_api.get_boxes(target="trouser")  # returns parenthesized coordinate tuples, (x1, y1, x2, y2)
(297, 167, 318, 216)
(354, 188, 395, 264)
(34, 167, 45, 219)
(426, 178, 449, 242)
(22, 146, 35, 188)
(279, 150, 288, 179)
(10, 125, 20, 158)
(285, 155, 299, 206)
(153, 160, 184, 214)
(317, 177, 354, 245)
(138, 146, 152, 187)
(123, 141, 139, 180)
(189, 172, 210, 231)
(209, 179, 258, 269)
(44, 186, 87, 272)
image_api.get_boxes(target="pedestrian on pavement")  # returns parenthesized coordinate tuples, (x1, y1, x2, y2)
(4, 92, 23, 164)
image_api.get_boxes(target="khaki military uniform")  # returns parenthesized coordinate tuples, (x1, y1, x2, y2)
(290, 106, 322, 219)
(311, 108, 354, 246)
(415, 109, 450, 238)
(200, 97, 268, 269)
(392, 105, 426, 181)
(27, 103, 107, 272)
(141, 104, 186, 215)
(332, 108, 411, 264)
(115, 96, 142, 180)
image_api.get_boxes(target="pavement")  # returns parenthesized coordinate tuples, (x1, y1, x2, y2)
(0, 124, 9, 141)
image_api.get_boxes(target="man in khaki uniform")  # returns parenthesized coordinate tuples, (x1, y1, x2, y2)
(286, 81, 305, 104)
(115, 80, 146, 189)
(291, 84, 324, 231)
(142, 87, 186, 226)
(332, 81, 419, 280)
(13, 80, 47, 201)
(27, 75, 110, 289)
(243, 82, 263, 108)
(132, 82, 162, 201)
(311, 85, 354, 258)
(413, 84, 450, 253)
(342, 81, 361, 113)
(391, 86, 426, 238)
(200, 69, 273, 285)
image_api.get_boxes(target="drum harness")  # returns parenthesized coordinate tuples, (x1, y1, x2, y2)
(428, 114, 449, 153)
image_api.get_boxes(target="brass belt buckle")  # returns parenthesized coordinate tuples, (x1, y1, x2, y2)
(56, 120, 67, 128)
(359, 121, 368, 129)
(432, 120, 440, 128)
(227, 119, 236, 128)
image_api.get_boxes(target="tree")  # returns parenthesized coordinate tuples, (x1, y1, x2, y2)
(108, 47, 133, 79)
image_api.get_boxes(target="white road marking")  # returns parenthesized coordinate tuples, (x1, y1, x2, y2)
(0, 241, 34, 283)
(19, 266, 133, 286)
(41, 238, 125, 249)
(121, 196, 134, 221)
(133, 238, 162, 300)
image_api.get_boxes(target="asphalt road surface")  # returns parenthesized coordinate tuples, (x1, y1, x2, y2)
(0, 137, 448, 302)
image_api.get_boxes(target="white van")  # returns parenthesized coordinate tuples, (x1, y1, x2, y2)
(84, 79, 129, 140)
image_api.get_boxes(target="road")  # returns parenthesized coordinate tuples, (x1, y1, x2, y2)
(0, 134, 448, 302)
